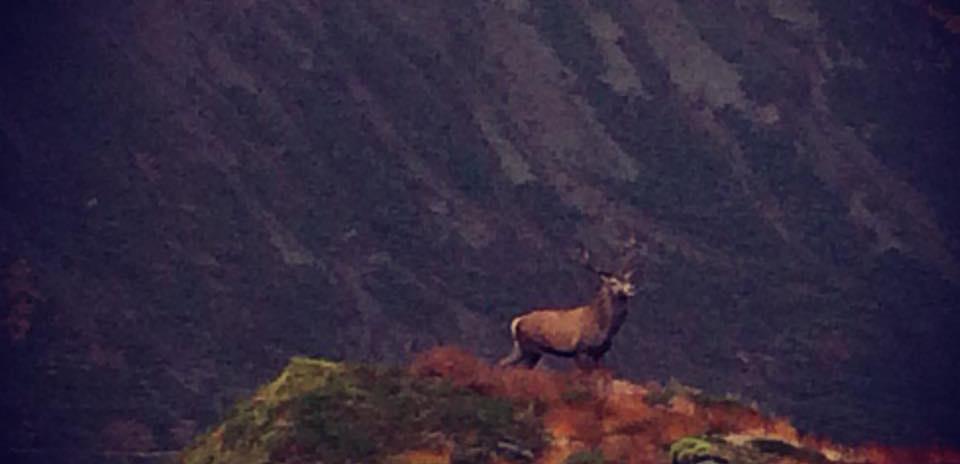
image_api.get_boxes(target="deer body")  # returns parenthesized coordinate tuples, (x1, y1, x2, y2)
(498, 271, 636, 369)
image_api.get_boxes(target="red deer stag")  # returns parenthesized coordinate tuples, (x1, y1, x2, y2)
(498, 241, 641, 370)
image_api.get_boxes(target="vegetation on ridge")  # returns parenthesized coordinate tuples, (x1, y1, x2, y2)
(179, 347, 960, 464)
(181, 355, 544, 464)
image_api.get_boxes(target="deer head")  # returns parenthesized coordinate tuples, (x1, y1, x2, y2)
(578, 237, 643, 300)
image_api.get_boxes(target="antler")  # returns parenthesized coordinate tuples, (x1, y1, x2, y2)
(618, 234, 646, 277)
(578, 244, 604, 275)
(576, 235, 645, 277)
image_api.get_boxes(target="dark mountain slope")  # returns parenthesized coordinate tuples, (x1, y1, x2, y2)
(2, 1, 959, 461)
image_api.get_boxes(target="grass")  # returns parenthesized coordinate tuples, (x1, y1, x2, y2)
(182, 349, 960, 464)
(180, 356, 545, 464)
(563, 449, 606, 464)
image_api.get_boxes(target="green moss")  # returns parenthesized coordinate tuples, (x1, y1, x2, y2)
(643, 378, 695, 407)
(560, 384, 595, 405)
(669, 435, 833, 464)
(563, 449, 606, 464)
(179, 357, 545, 464)
(749, 438, 828, 463)
(669, 436, 715, 463)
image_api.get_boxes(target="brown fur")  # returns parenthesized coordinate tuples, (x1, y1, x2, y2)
(498, 272, 636, 370)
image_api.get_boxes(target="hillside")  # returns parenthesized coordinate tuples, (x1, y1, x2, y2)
(180, 347, 960, 464)
(2, 1, 960, 462)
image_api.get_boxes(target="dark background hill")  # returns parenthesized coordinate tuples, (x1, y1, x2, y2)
(2, 1, 959, 462)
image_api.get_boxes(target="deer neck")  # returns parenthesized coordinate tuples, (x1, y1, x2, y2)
(590, 286, 624, 332)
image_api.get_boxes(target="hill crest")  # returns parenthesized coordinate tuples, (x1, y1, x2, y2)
(179, 346, 960, 464)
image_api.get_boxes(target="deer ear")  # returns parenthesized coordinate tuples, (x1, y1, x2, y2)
(599, 271, 614, 281)
(623, 269, 634, 280)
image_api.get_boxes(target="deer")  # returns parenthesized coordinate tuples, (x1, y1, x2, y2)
(498, 239, 642, 370)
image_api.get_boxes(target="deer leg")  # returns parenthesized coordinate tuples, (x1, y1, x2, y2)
(520, 351, 542, 369)
(500, 339, 544, 369)
(497, 342, 522, 367)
